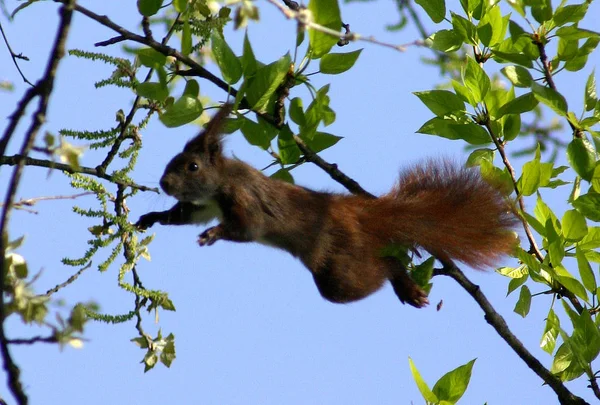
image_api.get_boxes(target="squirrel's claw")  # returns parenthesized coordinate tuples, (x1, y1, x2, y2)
(198, 226, 221, 246)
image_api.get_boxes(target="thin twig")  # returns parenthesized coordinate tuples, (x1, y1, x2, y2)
(266, 0, 419, 52)
(1, 192, 95, 211)
(0, 2, 76, 403)
(532, 37, 583, 139)
(43, 262, 92, 297)
(95, 12, 180, 173)
(293, 136, 375, 198)
(436, 262, 589, 405)
(483, 118, 584, 314)
(0, 155, 159, 193)
(0, 20, 34, 87)
(6, 336, 57, 345)
(483, 119, 544, 261)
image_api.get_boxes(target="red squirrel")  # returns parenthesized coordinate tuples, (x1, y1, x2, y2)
(137, 104, 518, 307)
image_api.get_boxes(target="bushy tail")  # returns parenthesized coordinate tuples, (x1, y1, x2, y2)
(371, 160, 518, 268)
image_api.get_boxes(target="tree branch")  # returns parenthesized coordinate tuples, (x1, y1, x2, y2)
(266, 0, 419, 52)
(436, 262, 589, 405)
(43, 262, 92, 297)
(0, 20, 34, 87)
(0, 155, 159, 193)
(0, 2, 76, 403)
(293, 136, 375, 197)
(532, 36, 584, 139)
(6, 336, 57, 345)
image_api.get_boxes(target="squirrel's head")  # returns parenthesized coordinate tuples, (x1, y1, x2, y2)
(160, 104, 232, 204)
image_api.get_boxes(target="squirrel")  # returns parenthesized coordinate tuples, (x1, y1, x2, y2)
(137, 104, 518, 308)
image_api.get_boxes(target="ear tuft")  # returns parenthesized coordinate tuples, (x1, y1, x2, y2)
(183, 103, 234, 159)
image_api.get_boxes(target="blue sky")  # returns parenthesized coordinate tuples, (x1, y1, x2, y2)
(1, 0, 599, 404)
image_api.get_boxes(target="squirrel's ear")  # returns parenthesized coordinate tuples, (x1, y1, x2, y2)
(184, 103, 233, 161)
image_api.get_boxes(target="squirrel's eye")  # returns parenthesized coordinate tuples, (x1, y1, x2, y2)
(187, 162, 199, 172)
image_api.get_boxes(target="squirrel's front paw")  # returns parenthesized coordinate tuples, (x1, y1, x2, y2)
(198, 226, 222, 246)
(136, 213, 159, 230)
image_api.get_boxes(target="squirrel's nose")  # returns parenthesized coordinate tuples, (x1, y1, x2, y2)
(160, 176, 172, 195)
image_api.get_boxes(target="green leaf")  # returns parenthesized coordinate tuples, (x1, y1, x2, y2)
(513, 285, 531, 317)
(183, 79, 199, 97)
(557, 37, 578, 61)
(408, 358, 438, 403)
(477, 4, 503, 47)
(576, 248, 597, 293)
(181, 20, 192, 56)
(507, 275, 528, 295)
(592, 164, 600, 193)
(412, 257, 434, 290)
(173, 0, 187, 12)
(531, 0, 552, 24)
(579, 227, 600, 249)
(563, 210, 588, 242)
(540, 308, 559, 354)
(417, 118, 490, 145)
(135, 82, 168, 102)
(239, 115, 272, 149)
(497, 265, 528, 278)
(555, 26, 600, 41)
(567, 138, 596, 181)
(160, 335, 176, 368)
(414, 90, 465, 116)
(466, 148, 494, 166)
(452, 80, 476, 106)
(430, 29, 463, 52)
(137, 0, 162, 16)
(555, 265, 589, 302)
(159, 90, 203, 128)
(576, 310, 600, 363)
(553, 3, 589, 27)
(136, 48, 167, 69)
(289, 97, 306, 126)
(496, 92, 538, 118)
(531, 82, 568, 116)
(574, 193, 600, 222)
(452, 12, 477, 45)
(519, 156, 541, 196)
(415, 0, 445, 23)
(492, 49, 534, 68)
(300, 132, 342, 153)
(502, 112, 521, 141)
(585, 70, 597, 112)
(501, 66, 533, 88)
(320, 49, 362, 74)
(308, 0, 342, 58)
(211, 31, 242, 85)
(278, 125, 301, 164)
(271, 168, 295, 184)
(241, 32, 258, 76)
(463, 57, 490, 103)
(432, 359, 476, 403)
(245, 54, 291, 113)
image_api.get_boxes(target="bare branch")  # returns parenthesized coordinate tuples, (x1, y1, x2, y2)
(2, 192, 95, 213)
(532, 36, 584, 139)
(6, 336, 57, 345)
(0, 2, 76, 403)
(293, 136, 375, 198)
(436, 262, 589, 405)
(266, 0, 421, 52)
(0, 155, 159, 193)
(43, 262, 92, 297)
(0, 20, 34, 87)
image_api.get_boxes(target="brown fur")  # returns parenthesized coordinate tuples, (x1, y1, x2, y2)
(138, 106, 518, 308)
